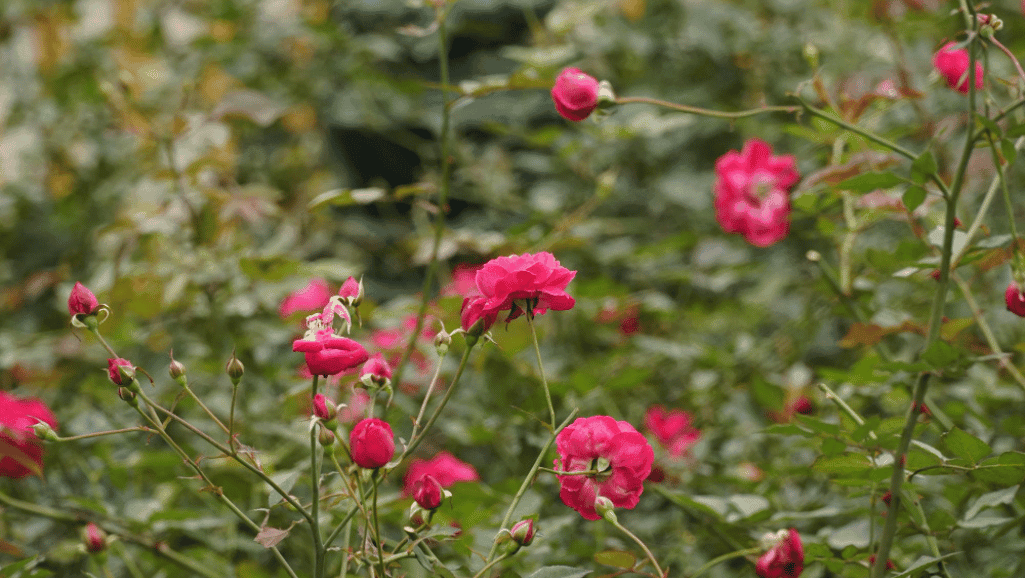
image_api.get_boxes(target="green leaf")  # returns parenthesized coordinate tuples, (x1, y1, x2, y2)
(813, 453, 873, 477)
(267, 470, 301, 506)
(836, 172, 906, 192)
(972, 454, 1025, 486)
(890, 553, 962, 578)
(1001, 138, 1018, 166)
(594, 550, 636, 569)
(524, 567, 592, 578)
(911, 151, 937, 183)
(902, 185, 926, 213)
(964, 485, 1020, 520)
(822, 437, 846, 456)
(921, 340, 959, 370)
(943, 427, 991, 466)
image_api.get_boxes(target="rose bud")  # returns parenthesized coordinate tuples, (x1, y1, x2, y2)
(68, 282, 99, 317)
(1006, 282, 1025, 317)
(756, 528, 804, 578)
(349, 418, 395, 469)
(413, 474, 443, 511)
(339, 276, 363, 307)
(551, 68, 600, 122)
(313, 393, 337, 425)
(510, 518, 535, 547)
(225, 351, 244, 386)
(360, 353, 392, 388)
(83, 522, 107, 554)
(107, 358, 135, 386)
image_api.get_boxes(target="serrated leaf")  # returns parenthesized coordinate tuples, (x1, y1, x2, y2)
(943, 428, 991, 466)
(524, 567, 592, 578)
(911, 151, 937, 183)
(836, 172, 906, 191)
(921, 340, 959, 370)
(890, 553, 961, 578)
(594, 550, 636, 569)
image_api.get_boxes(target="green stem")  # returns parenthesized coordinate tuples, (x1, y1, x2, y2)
(472, 553, 511, 578)
(485, 408, 579, 563)
(525, 313, 557, 428)
(339, 519, 352, 578)
(402, 343, 474, 459)
(952, 273, 1025, 392)
(615, 96, 798, 120)
(689, 547, 761, 578)
(128, 402, 299, 578)
(53, 426, 153, 441)
(393, 3, 454, 390)
(372, 470, 387, 578)
(88, 327, 119, 358)
(410, 346, 449, 441)
(816, 382, 876, 440)
(134, 388, 315, 528)
(311, 376, 325, 578)
(606, 515, 665, 578)
(873, 8, 980, 576)
(182, 384, 230, 434)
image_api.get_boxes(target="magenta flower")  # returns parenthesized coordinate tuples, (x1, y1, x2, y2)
(293, 329, 369, 376)
(412, 474, 443, 510)
(0, 392, 58, 479)
(1006, 282, 1025, 317)
(644, 405, 701, 458)
(554, 416, 653, 521)
(106, 358, 135, 385)
(551, 68, 600, 121)
(470, 252, 576, 323)
(756, 528, 804, 578)
(349, 418, 395, 469)
(403, 452, 480, 496)
(934, 42, 984, 94)
(713, 138, 799, 247)
(279, 279, 332, 318)
(67, 282, 99, 317)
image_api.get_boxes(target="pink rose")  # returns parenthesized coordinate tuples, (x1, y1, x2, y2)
(756, 528, 804, 578)
(644, 406, 701, 458)
(361, 353, 392, 385)
(412, 474, 443, 510)
(107, 358, 135, 385)
(1006, 282, 1025, 317)
(293, 329, 370, 376)
(713, 138, 799, 247)
(279, 279, 332, 318)
(470, 252, 576, 323)
(339, 276, 360, 300)
(349, 418, 395, 469)
(554, 416, 653, 521)
(67, 282, 99, 317)
(403, 452, 480, 496)
(459, 296, 498, 335)
(312, 393, 336, 422)
(551, 68, 600, 122)
(338, 388, 371, 423)
(84, 523, 107, 553)
(442, 263, 483, 297)
(0, 392, 58, 479)
(933, 42, 984, 94)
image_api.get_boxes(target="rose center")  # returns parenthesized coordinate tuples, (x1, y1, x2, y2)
(588, 457, 613, 482)
(746, 175, 776, 205)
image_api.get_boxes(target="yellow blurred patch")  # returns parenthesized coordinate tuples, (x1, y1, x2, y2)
(619, 0, 646, 21)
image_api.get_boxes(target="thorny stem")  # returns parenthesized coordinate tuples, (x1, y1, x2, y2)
(989, 36, 1025, 90)
(181, 384, 230, 434)
(49, 426, 153, 441)
(873, 5, 980, 576)
(983, 132, 1020, 243)
(311, 376, 325, 578)
(372, 470, 387, 578)
(0, 490, 222, 578)
(526, 313, 557, 429)
(606, 515, 665, 578)
(615, 96, 798, 120)
(486, 409, 579, 564)
(394, 3, 454, 390)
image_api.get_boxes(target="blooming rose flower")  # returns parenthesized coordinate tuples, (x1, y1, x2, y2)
(644, 406, 701, 458)
(412, 473, 443, 510)
(714, 139, 800, 247)
(554, 416, 653, 521)
(934, 42, 984, 94)
(442, 263, 483, 297)
(279, 279, 332, 318)
(460, 296, 499, 335)
(551, 68, 600, 122)
(1007, 282, 1025, 317)
(349, 418, 395, 469)
(0, 391, 58, 478)
(107, 358, 135, 385)
(293, 329, 369, 376)
(756, 528, 804, 578)
(469, 252, 576, 324)
(67, 282, 99, 316)
(403, 452, 480, 496)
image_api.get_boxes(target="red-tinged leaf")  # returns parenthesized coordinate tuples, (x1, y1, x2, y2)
(838, 321, 922, 348)
(255, 526, 289, 549)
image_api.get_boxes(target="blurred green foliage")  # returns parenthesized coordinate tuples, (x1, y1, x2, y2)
(4, 0, 1025, 576)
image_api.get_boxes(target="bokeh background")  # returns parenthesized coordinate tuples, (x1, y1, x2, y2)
(4, 0, 1025, 576)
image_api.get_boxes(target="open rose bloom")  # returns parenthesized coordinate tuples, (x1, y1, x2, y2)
(0, 392, 58, 479)
(756, 528, 804, 578)
(554, 416, 653, 520)
(645, 405, 700, 458)
(462, 252, 576, 328)
(403, 452, 480, 496)
(713, 138, 799, 247)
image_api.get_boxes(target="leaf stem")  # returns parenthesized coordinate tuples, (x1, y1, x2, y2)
(615, 96, 798, 120)
(689, 547, 761, 578)
(525, 313, 557, 428)
(605, 515, 665, 578)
